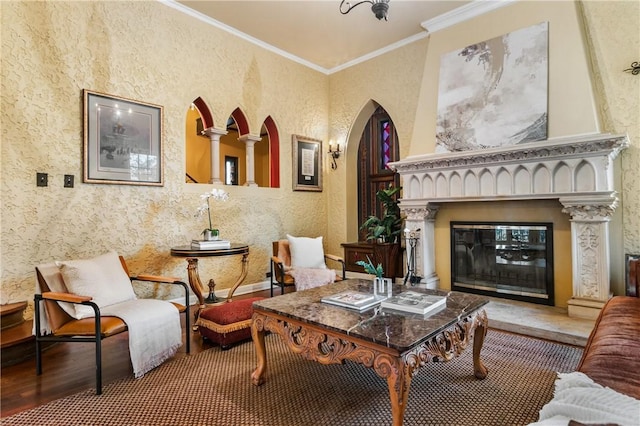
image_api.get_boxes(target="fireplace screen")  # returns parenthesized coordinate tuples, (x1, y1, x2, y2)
(451, 222, 554, 305)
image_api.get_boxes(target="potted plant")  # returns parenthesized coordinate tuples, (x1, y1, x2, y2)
(196, 188, 229, 240)
(355, 255, 383, 278)
(359, 184, 403, 278)
(356, 255, 392, 297)
(360, 184, 403, 244)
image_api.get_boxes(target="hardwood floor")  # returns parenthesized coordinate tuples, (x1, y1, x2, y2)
(1, 289, 279, 418)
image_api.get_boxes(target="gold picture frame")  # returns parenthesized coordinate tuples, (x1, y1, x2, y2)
(292, 134, 322, 192)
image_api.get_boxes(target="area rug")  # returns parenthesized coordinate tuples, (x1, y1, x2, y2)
(2, 330, 582, 426)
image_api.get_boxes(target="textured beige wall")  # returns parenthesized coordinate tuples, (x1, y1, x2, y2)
(1, 1, 638, 315)
(580, 0, 640, 265)
(326, 38, 430, 255)
(0, 1, 329, 310)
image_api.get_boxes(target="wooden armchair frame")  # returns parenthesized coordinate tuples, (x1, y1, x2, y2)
(34, 256, 190, 395)
(270, 240, 346, 297)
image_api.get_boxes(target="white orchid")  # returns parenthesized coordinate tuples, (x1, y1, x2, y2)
(196, 188, 230, 234)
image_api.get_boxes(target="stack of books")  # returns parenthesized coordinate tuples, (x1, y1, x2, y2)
(380, 291, 447, 315)
(191, 239, 231, 250)
(321, 290, 386, 312)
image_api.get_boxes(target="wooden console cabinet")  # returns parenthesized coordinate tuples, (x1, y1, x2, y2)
(341, 242, 375, 273)
(342, 242, 403, 278)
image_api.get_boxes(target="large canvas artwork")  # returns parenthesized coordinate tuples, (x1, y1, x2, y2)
(436, 22, 548, 153)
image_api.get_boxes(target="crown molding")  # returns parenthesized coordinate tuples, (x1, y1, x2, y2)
(328, 31, 429, 74)
(159, 0, 330, 74)
(421, 0, 518, 34)
(162, 0, 507, 74)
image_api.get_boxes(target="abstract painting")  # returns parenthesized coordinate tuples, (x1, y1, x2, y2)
(436, 22, 548, 153)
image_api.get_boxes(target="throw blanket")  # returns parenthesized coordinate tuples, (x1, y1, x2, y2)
(289, 268, 336, 291)
(101, 299, 182, 378)
(529, 372, 640, 426)
(33, 268, 181, 378)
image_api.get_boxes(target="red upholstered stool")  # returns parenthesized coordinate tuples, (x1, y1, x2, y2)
(196, 297, 264, 350)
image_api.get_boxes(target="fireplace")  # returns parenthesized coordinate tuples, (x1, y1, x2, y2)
(389, 133, 629, 318)
(451, 222, 554, 305)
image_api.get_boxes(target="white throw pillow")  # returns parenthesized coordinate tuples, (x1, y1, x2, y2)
(57, 251, 137, 319)
(286, 234, 327, 269)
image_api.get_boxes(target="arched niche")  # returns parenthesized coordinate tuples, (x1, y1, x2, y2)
(345, 99, 400, 242)
(185, 99, 215, 183)
(185, 100, 280, 188)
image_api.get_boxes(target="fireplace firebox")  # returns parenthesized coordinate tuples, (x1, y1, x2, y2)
(451, 222, 554, 305)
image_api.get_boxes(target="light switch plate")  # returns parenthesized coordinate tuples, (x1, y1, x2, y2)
(37, 172, 48, 187)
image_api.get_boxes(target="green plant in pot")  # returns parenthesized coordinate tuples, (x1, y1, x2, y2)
(359, 184, 403, 278)
(355, 255, 383, 278)
(360, 184, 403, 244)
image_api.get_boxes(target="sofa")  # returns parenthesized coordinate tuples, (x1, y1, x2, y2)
(531, 258, 640, 425)
(577, 295, 640, 399)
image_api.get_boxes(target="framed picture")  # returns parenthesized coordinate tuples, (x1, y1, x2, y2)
(292, 134, 322, 192)
(83, 89, 163, 186)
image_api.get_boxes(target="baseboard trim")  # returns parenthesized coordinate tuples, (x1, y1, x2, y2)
(169, 280, 272, 306)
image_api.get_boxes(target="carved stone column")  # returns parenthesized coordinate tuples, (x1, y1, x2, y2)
(560, 196, 618, 319)
(239, 134, 261, 187)
(202, 127, 227, 184)
(400, 203, 440, 289)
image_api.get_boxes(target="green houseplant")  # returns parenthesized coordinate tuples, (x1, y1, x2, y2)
(355, 255, 383, 278)
(360, 184, 403, 244)
(359, 184, 403, 279)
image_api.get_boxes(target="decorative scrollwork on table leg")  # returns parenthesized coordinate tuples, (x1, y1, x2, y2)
(251, 313, 267, 386)
(403, 309, 488, 379)
(253, 311, 413, 426)
(260, 315, 377, 367)
(373, 352, 412, 426)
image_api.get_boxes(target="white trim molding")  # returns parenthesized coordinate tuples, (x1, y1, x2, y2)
(421, 0, 518, 34)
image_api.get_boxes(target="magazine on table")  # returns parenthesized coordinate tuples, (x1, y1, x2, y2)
(191, 240, 231, 249)
(380, 291, 447, 315)
(321, 290, 386, 312)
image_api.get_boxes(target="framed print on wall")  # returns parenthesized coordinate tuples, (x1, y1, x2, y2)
(83, 89, 163, 186)
(292, 134, 322, 192)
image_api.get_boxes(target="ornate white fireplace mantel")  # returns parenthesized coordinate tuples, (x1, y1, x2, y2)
(389, 133, 629, 319)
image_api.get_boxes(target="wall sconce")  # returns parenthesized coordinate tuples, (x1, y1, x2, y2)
(623, 61, 639, 75)
(328, 143, 342, 170)
(339, 0, 390, 21)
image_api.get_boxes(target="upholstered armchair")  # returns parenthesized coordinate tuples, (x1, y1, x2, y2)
(270, 235, 346, 296)
(34, 251, 190, 395)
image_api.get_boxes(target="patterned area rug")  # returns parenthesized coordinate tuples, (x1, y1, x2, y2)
(2, 330, 582, 426)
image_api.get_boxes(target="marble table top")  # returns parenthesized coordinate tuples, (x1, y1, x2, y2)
(253, 279, 488, 353)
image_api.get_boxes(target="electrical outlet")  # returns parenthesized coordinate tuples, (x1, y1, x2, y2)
(36, 172, 48, 187)
(64, 174, 74, 188)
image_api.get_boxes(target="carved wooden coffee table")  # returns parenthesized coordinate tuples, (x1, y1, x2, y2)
(251, 279, 488, 426)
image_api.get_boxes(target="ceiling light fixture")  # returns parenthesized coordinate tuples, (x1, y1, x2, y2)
(339, 0, 390, 21)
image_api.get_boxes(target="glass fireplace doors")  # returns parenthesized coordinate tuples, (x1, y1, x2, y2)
(451, 222, 554, 305)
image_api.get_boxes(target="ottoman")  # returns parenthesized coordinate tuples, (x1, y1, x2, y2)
(196, 297, 264, 349)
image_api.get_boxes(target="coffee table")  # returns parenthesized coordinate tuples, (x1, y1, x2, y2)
(251, 279, 489, 426)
